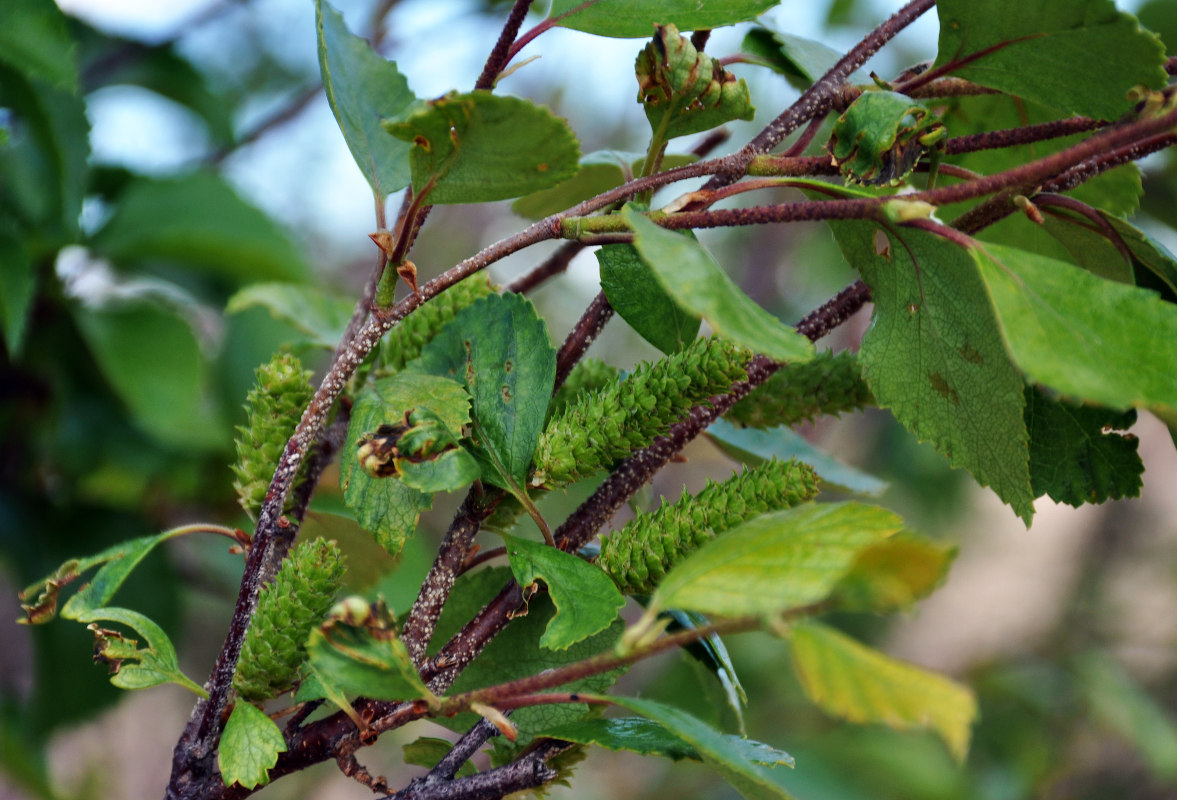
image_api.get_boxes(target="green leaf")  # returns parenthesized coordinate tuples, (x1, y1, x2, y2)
(831, 534, 957, 613)
(636, 24, 755, 140)
(599, 242, 700, 354)
(342, 373, 472, 555)
(74, 607, 207, 696)
(0, 67, 89, 236)
(973, 242, 1177, 424)
(0, 232, 36, 356)
(306, 598, 435, 702)
(411, 293, 556, 490)
(72, 303, 226, 451)
(512, 151, 697, 220)
(1025, 387, 1143, 506)
(1076, 651, 1177, 781)
(741, 25, 864, 90)
(315, 0, 416, 200)
(788, 621, 978, 763)
(550, 0, 778, 38)
(219, 701, 287, 789)
(934, 0, 1167, 120)
(625, 209, 815, 364)
(829, 221, 1033, 521)
(503, 535, 624, 650)
(709, 421, 887, 496)
(1101, 213, 1177, 295)
(650, 502, 903, 617)
(669, 609, 748, 730)
(58, 529, 188, 621)
(0, 0, 77, 92)
(226, 283, 355, 349)
(437, 569, 625, 741)
(828, 91, 945, 187)
(403, 737, 478, 778)
(603, 696, 796, 800)
(385, 91, 580, 205)
(1036, 214, 1134, 285)
(539, 716, 698, 760)
(90, 173, 309, 283)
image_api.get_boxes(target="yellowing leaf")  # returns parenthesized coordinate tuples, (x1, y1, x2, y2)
(789, 622, 977, 762)
(650, 503, 903, 617)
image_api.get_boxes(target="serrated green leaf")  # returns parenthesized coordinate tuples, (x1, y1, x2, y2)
(342, 373, 472, 555)
(504, 535, 624, 650)
(385, 92, 580, 205)
(650, 502, 903, 617)
(512, 151, 697, 220)
(306, 599, 434, 701)
(603, 696, 796, 800)
(57, 529, 186, 620)
(974, 242, 1177, 424)
(934, 0, 1167, 120)
(789, 621, 977, 762)
(708, 418, 887, 497)
(73, 303, 227, 451)
(1037, 214, 1134, 285)
(828, 91, 944, 187)
(226, 283, 355, 349)
(625, 209, 814, 364)
(831, 534, 957, 613)
(90, 173, 309, 283)
(539, 716, 699, 760)
(1102, 213, 1177, 295)
(410, 293, 555, 490)
(219, 701, 286, 789)
(436, 569, 624, 741)
(741, 25, 864, 90)
(550, 0, 778, 38)
(315, 0, 416, 200)
(829, 221, 1034, 521)
(402, 737, 478, 778)
(599, 242, 700, 354)
(0, 0, 77, 92)
(74, 607, 207, 696)
(1025, 387, 1143, 506)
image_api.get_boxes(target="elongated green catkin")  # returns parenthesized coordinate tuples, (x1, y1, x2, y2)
(234, 538, 345, 701)
(380, 274, 495, 373)
(530, 337, 753, 489)
(232, 353, 315, 520)
(598, 459, 820, 595)
(725, 350, 873, 428)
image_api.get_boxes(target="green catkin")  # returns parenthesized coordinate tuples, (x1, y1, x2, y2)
(232, 353, 315, 520)
(598, 459, 820, 595)
(530, 337, 753, 489)
(725, 350, 873, 429)
(380, 273, 495, 373)
(234, 538, 345, 701)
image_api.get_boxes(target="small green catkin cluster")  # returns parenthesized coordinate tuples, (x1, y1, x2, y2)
(234, 538, 345, 701)
(598, 459, 820, 595)
(232, 352, 315, 519)
(530, 337, 753, 489)
(725, 350, 873, 429)
(380, 273, 495, 372)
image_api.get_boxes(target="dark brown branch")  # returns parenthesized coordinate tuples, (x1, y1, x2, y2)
(475, 0, 536, 90)
(401, 492, 497, 666)
(554, 291, 614, 390)
(387, 739, 572, 800)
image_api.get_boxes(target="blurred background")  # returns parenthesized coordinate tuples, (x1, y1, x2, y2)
(2, 0, 1177, 797)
